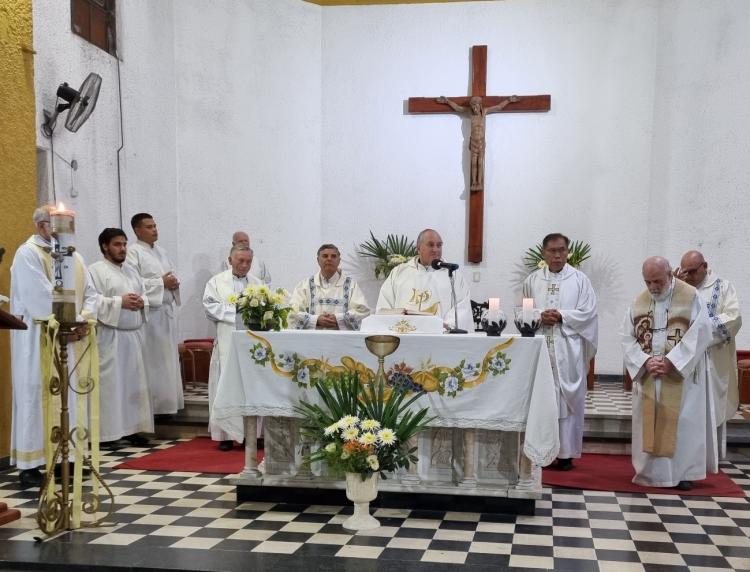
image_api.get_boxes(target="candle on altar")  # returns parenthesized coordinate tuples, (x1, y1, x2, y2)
(522, 298, 534, 324)
(50, 203, 78, 323)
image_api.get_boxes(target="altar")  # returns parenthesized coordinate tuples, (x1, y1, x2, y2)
(211, 330, 558, 502)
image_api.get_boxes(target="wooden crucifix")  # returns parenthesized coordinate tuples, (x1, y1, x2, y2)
(408, 45, 551, 263)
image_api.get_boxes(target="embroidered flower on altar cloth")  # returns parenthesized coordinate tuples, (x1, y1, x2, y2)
(444, 375, 459, 394)
(296, 366, 310, 385)
(460, 362, 480, 379)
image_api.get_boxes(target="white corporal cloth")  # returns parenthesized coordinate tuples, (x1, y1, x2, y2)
(211, 330, 559, 466)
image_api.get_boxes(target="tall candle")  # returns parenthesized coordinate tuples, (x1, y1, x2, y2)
(488, 298, 500, 312)
(522, 297, 534, 324)
(50, 203, 78, 323)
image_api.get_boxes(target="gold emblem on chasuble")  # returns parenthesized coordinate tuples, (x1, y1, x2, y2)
(409, 288, 431, 307)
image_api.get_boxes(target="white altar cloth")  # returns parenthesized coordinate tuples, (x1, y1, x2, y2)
(211, 330, 559, 466)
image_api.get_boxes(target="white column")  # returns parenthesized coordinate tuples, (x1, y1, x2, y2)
(242, 416, 261, 478)
(458, 428, 477, 488)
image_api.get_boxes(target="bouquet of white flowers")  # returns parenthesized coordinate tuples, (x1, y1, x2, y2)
(229, 285, 290, 331)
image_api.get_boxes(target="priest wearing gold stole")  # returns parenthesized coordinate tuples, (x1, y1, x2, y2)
(203, 245, 262, 450)
(288, 244, 370, 330)
(522, 233, 598, 471)
(9, 206, 98, 486)
(376, 229, 473, 332)
(622, 256, 716, 490)
(127, 213, 184, 415)
(677, 250, 742, 458)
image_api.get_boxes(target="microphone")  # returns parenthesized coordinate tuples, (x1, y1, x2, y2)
(431, 259, 459, 272)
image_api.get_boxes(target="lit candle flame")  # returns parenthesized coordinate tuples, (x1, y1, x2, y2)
(57, 202, 66, 211)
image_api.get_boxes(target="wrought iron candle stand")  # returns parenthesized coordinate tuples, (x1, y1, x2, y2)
(36, 207, 113, 537)
(35, 320, 115, 537)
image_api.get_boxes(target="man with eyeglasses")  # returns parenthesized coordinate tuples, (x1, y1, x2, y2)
(677, 251, 742, 459)
(622, 256, 715, 490)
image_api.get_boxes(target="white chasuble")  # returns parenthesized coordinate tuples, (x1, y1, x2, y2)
(376, 257, 473, 332)
(622, 280, 717, 487)
(288, 271, 370, 330)
(89, 259, 154, 441)
(203, 270, 262, 440)
(10, 235, 98, 469)
(127, 240, 184, 414)
(523, 264, 598, 459)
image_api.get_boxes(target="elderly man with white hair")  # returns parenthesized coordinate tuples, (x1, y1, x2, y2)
(9, 205, 98, 486)
(622, 256, 715, 490)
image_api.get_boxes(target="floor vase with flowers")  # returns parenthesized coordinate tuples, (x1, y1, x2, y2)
(343, 472, 380, 531)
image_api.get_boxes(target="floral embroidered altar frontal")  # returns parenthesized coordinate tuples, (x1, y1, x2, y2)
(212, 330, 558, 498)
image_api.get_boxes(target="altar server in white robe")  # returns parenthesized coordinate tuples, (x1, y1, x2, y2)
(289, 243, 370, 330)
(677, 250, 742, 458)
(376, 229, 473, 332)
(10, 205, 98, 486)
(222, 231, 272, 285)
(126, 213, 184, 415)
(203, 245, 262, 450)
(622, 256, 716, 490)
(89, 228, 153, 445)
(522, 233, 598, 470)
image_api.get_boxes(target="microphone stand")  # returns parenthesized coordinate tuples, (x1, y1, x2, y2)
(448, 268, 467, 334)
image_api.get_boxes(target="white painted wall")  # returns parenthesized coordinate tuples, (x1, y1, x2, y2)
(171, 0, 322, 338)
(321, 0, 750, 373)
(31, 0, 749, 374)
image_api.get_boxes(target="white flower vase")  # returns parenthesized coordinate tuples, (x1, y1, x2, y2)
(343, 472, 380, 531)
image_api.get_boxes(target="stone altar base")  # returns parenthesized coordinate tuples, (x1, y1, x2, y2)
(233, 482, 535, 515)
(230, 417, 544, 514)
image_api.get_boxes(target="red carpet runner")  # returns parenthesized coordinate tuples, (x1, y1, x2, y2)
(115, 437, 262, 474)
(542, 453, 745, 497)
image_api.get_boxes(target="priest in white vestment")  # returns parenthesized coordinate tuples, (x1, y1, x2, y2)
(9, 206, 98, 486)
(376, 229, 472, 332)
(126, 213, 184, 415)
(89, 228, 153, 445)
(203, 245, 262, 450)
(678, 250, 742, 458)
(289, 243, 370, 330)
(622, 256, 716, 490)
(222, 230, 271, 285)
(522, 233, 598, 470)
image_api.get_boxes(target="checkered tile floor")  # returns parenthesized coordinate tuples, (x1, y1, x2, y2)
(183, 380, 209, 401)
(2, 441, 750, 570)
(586, 381, 632, 417)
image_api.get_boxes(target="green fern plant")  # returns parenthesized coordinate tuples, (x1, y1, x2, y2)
(358, 231, 417, 279)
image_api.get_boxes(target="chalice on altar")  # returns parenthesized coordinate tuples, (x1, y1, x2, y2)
(513, 307, 542, 337)
(365, 335, 401, 385)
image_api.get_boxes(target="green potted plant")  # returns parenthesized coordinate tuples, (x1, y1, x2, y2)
(357, 231, 418, 279)
(295, 372, 432, 530)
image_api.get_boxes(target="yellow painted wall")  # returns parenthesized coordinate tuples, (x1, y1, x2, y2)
(0, 0, 37, 457)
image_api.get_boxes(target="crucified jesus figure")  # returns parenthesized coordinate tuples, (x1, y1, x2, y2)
(436, 95, 519, 191)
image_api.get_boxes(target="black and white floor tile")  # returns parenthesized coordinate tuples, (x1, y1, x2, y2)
(2, 440, 750, 571)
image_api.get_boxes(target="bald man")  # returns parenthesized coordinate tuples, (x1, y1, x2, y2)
(376, 229, 473, 332)
(224, 231, 271, 285)
(622, 256, 715, 490)
(677, 251, 742, 458)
